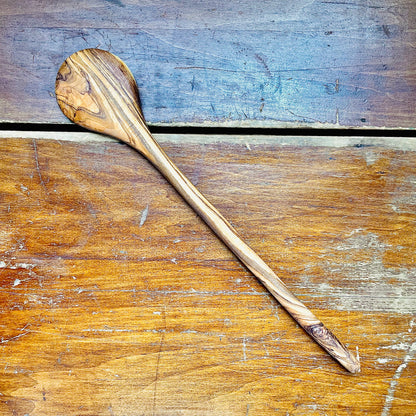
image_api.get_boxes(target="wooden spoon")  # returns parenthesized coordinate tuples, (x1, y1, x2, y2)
(55, 48, 360, 373)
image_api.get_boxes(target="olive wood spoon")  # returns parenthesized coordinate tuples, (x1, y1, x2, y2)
(55, 48, 360, 373)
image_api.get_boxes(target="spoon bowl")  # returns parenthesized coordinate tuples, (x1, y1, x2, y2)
(56, 49, 148, 154)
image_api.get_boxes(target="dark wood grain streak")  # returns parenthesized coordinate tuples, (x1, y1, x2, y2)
(54, 48, 360, 373)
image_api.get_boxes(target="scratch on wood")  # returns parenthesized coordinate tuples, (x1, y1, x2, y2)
(0, 261, 35, 270)
(381, 340, 416, 416)
(32, 138, 48, 194)
(242, 337, 247, 361)
(254, 53, 272, 78)
(1, 330, 30, 344)
(140, 204, 149, 227)
(153, 306, 166, 416)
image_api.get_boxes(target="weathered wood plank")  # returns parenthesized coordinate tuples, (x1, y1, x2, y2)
(0, 136, 415, 415)
(1, 0, 415, 128)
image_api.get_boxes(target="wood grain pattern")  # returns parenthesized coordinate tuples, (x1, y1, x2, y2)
(0, 135, 415, 415)
(1, 0, 416, 128)
(54, 48, 360, 372)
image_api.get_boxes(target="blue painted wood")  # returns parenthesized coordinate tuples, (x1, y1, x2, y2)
(1, 0, 415, 128)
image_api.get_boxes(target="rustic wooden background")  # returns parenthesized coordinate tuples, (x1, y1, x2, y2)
(1, 1, 415, 415)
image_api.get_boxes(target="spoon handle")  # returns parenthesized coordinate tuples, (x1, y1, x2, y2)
(127, 122, 360, 373)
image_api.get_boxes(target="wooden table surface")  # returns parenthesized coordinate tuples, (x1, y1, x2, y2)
(1, 1, 416, 415)
(1, 132, 415, 415)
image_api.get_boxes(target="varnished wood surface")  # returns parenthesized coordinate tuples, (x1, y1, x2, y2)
(1, 0, 416, 128)
(1, 134, 415, 415)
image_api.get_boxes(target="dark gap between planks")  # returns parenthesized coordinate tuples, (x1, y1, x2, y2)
(1, 122, 415, 138)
